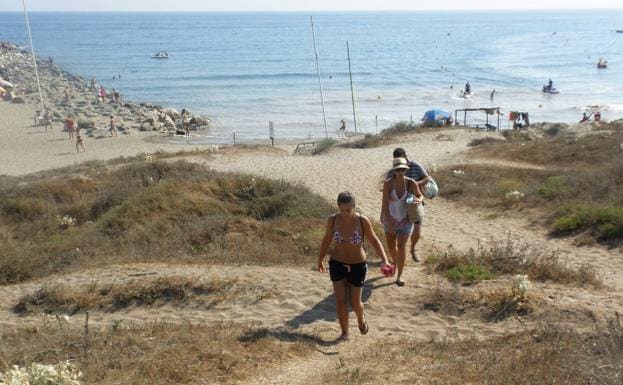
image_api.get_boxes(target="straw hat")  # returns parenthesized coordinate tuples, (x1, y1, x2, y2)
(392, 157, 409, 171)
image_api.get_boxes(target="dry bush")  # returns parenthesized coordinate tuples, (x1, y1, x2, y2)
(472, 124, 623, 168)
(13, 276, 274, 315)
(323, 315, 623, 385)
(421, 285, 536, 322)
(468, 136, 505, 146)
(435, 145, 623, 244)
(339, 122, 461, 149)
(425, 239, 602, 287)
(0, 160, 334, 284)
(0, 321, 313, 385)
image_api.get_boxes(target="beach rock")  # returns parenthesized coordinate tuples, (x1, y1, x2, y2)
(77, 120, 96, 129)
(190, 115, 210, 128)
(142, 117, 156, 125)
(163, 115, 176, 129)
(163, 108, 180, 120)
(11, 96, 25, 104)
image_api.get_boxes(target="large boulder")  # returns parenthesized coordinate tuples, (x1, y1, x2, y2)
(190, 115, 211, 128)
(77, 120, 96, 130)
(142, 117, 156, 125)
(163, 115, 176, 129)
(163, 108, 180, 120)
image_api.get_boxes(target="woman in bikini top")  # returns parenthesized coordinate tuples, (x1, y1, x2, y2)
(317, 192, 390, 340)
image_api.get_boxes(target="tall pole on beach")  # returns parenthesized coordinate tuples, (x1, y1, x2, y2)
(347, 41, 357, 133)
(22, 0, 45, 115)
(310, 16, 328, 139)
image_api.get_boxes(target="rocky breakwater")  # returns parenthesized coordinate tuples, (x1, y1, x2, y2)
(0, 42, 211, 138)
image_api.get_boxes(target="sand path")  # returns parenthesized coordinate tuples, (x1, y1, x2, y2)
(192, 130, 622, 290)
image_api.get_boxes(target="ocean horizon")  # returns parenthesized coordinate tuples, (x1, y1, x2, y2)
(1, 10, 622, 141)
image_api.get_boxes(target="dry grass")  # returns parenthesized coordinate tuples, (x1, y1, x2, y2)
(335, 122, 462, 150)
(424, 239, 602, 287)
(436, 125, 623, 244)
(0, 160, 334, 285)
(0, 320, 314, 385)
(13, 276, 276, 315)
(472, 121, 623, 167)
(420, 284, 537, 322)
(323, 315, 623, 385)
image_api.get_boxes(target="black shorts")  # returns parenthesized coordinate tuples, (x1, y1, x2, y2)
(329, 259, 367, 288)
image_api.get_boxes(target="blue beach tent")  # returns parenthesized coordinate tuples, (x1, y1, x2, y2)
(422, 109, 451, 123)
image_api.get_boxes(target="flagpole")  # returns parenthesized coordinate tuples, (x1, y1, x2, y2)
(347, 41, 357, 133)
(310, 16, 328, 139)
(22, 0, 45, 115)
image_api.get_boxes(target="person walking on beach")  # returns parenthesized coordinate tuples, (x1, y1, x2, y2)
(339, 119, 346, 132)
(65, 115, 76, 139)
(90, 76, 96, 90)
(112, 88, 121, 105)
(76, 133, 85, 153)
(386, 148, 430, 262)
(109, 115, 118, 137)
(381, 158, 424, 286)
(490, 89, 495, 101)
(43, 110, 52, 131)
(318, 192, 391, 341)
(97, 86, 106, 103)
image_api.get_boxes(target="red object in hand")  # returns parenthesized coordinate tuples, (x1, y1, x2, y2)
(381, 263, 396, 277)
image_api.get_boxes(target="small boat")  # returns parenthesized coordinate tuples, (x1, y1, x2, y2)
(151, 51, 169, 59)
(616, 29, 623, 33)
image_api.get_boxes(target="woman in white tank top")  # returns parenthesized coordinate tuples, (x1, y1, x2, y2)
(381, 158, 423, 286)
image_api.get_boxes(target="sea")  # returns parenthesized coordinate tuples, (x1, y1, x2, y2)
(1, 11, 622, 142)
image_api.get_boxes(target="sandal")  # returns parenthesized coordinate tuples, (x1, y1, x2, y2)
(410, 249, 420, 262)
(359, 315, 369, 335)
(396, 279, 405, 287)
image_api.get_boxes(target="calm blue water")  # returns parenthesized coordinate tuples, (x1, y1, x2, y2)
(1, 11, 623, 141)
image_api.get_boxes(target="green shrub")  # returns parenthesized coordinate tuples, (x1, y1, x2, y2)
(536, 176, 570, 200)
(446, 264, 495, 284)
(495, 178, 523, 194)
(312, 139, 337, 155)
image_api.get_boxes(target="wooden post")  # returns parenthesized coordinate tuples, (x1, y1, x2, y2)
(233, 131, 236, 146)
(375, 114, 378, 134)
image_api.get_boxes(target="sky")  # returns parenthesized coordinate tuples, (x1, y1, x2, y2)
(1, 0, 622, 11)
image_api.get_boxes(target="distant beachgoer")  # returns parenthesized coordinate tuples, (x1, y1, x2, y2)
(548, 79, 553, 89)
(339, 119, 346, 132)
(490, 89, 496, 100)
(465, 81, 471, 94)
(579, 112, 590, 123)
(109, 115, 117, 137)
(381, 158, 424, 286)
(98, 86, 106, 103)
(43, 110, 52, 131)
(317, 192, 391, 341)
(386, 148, 429, 263)
(112, 89, 121, 105)
(65, 115, 76, 139)
(76, 133, 85, 153)
(90, 77, 96, 90)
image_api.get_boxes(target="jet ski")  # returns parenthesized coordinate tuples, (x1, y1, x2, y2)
(542, 85, 559, 94)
